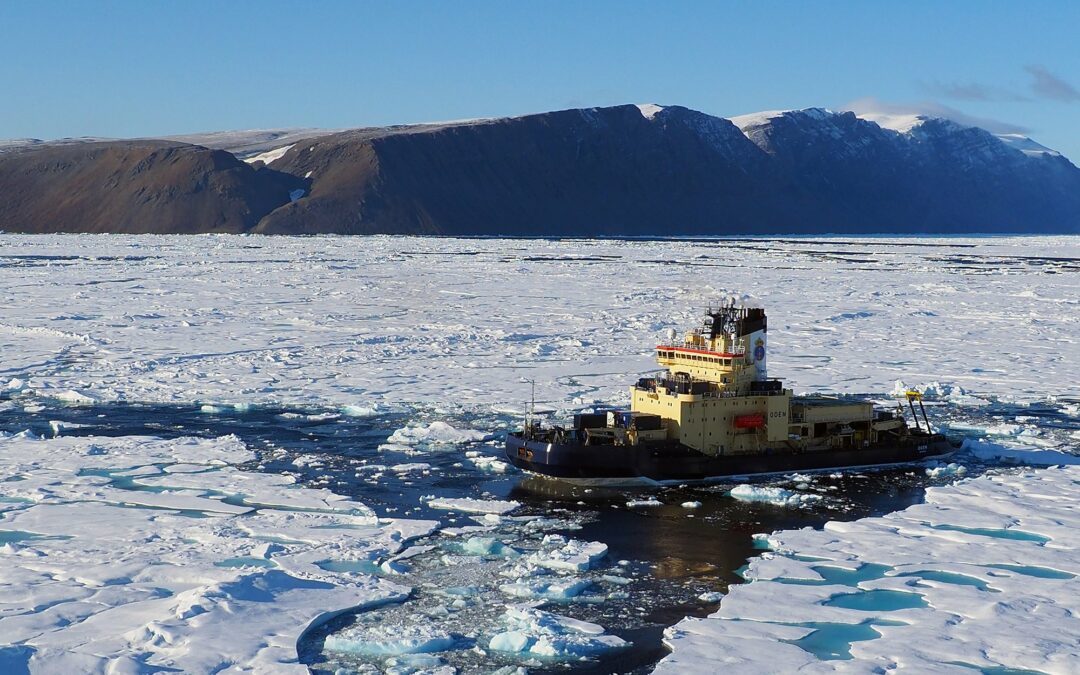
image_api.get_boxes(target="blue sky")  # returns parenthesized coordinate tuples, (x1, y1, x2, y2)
(3, 1, 1078, 160)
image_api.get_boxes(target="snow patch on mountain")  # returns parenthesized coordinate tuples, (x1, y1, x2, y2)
(995, 133, 1061, 157)
(244, 144, 295, 165)
(729, 107, 834, 131)
(636, 103, 665, 120)
(854, 111, 933, 134)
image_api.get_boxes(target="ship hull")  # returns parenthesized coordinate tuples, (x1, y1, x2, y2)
(505, 434, 957, 485)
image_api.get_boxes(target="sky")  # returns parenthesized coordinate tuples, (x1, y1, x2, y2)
(2, 1, 1078, 160)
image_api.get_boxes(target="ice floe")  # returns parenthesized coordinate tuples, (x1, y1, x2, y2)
(626, 497, 664, 507)
(528, 535, 608, 572)
(2, 234, 1077, 409)
(387, 421, 489, 446)
(488, 605, 628, 659)
(729, 484, 823, 508)
(0, 433, 437, 673)
(424, 496, 521, 515)
(658, 458, 1080, 674)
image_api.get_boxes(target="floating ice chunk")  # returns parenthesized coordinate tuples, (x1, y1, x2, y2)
(698, 591, 724, 602)
(458, 536, 515, 557)
(6, 378, 25, 391)
(729, 485, 822, 508)
(200, 404, 223, 414)
(425, 497, 520, 515)
(467, 454, 512, 473)
(681, 501, 702, 509)
(626, 498, 663, 507)
(962, 438, 1080, 467)
(488, 606, 628, 659)
(387, 421, 488, 446)
(500, 577, 594, 601)
(391, 463, 431, 473)
(530, 536, 608, 572)
(926, 462, 968, 478)
(291, 455, 324, 468)
(893, 380, 988, 405)
(341, 404, 379, 417)
(324, 622, 456, 656)
(949, 422, 1023, 437)
(48, 420, 92, 436)
(54, 389, 96, 405)
(490, 630, 531, 653)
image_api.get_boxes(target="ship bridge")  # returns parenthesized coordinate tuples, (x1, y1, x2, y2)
(630, 303, 789, 455)
(654, 304, 768, 395)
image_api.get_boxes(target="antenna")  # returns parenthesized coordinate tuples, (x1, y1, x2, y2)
(524, 379, 536, 432)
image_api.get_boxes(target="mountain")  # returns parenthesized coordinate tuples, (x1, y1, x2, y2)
(0, 141, 302, 234)
(2, 105, 1078, 235)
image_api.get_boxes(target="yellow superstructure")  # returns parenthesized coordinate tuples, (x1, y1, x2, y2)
(619, 304, 900, 457)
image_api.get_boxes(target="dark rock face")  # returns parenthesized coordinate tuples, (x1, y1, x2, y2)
(0, 141, 301, 233)
(2, 105, 1079, 235)
(258, 105, 1080, 235)
(734, 109, 1080, 233)
(256, 106, 788, 235)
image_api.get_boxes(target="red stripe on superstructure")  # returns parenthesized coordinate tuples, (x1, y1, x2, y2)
(655, 345, 744, 358)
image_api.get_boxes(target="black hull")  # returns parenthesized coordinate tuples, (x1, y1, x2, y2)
(505, 434, 957, 484)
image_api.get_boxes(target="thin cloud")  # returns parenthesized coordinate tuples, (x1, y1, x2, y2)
(845, 97, 1030, 135)
(920, 80, 1029, 102)
(1025, 65, 1080, 102)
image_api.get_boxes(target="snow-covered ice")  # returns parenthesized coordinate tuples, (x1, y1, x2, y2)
(2, 235, 1076, 408)
(1, 233, 1078, 673)
(528, 535, 608, 573)
(729, 484, 822, 508)
(626, 497, 664, 507)
(424, 497, 520, 515)
(488, 605, 628, 659)
(657, 449, 1080, 674)
(0, 433, 436, 673)
(386, 421, 489, 447)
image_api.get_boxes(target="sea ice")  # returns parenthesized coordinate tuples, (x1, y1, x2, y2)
(626, 497, 663, 507)
(528, 536, 608, 572)
(499, 577, 594, 601)
(487, 605, 628, 659)
(3, 235, 1075, 409)
(457, 536, 515, 557)
(0, 433, 435, 673)
(424, 497, 520, 515)
(466, 453, 512, 473)
(657, 460, 1080, 674)
(387, 421, 489, 446)
(729, 484, 822, 508)
(925, 462, 967, 478)
(324, 622, 456, 656)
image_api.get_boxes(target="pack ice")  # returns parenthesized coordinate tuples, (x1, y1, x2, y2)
(1, 234, 1076, 408)
(656, 448, 1080, 674)
(0, 432, 437, 673)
